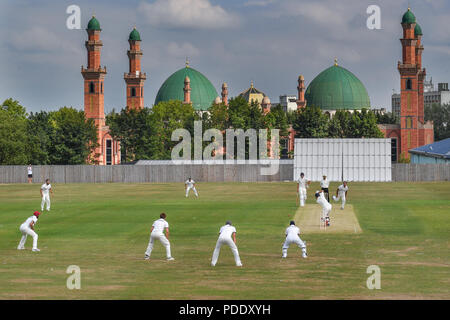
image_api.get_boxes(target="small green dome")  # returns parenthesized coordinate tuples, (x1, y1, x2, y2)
(414, 23, 423, 36)
(305, 63, 371, 111)
(129, 28, 141, 41)
(402, 8, 416, 24)
(87, 16, 101, 30)
(154, 67, 219, 111)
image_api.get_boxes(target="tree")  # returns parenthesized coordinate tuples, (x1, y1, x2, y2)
(47, 107, 98, 164)
(376, 111, 399, 125)
(148, 100, 198, 160)
(328, 110, 352, 138)
(292, 105, 329, 138)
(106, 107, 153, 162)
(353, 109, 384, 138)
(0, 99, 29, 164)
(425, 103, 450, 141)
(27, 111, 53, 164)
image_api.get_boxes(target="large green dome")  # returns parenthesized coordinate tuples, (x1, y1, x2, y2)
(87, 16, 101, 30)
(154, 67, 219, 111)
(305, 63, 371, 110)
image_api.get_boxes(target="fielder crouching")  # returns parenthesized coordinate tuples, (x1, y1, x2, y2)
(145, 213, 175, 261)
(282, 221, 307, 258)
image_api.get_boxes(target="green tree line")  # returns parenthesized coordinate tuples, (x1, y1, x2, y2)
(0, 99, 98, 165)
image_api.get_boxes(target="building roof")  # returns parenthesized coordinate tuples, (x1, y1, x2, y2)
(129, 27, 141, 41)
(402, 8, 416, 24)
(305, 62, 371, 110)
(154, 66, 218, 111)
(409, 138, 450, 159)
(87, 16, 101, 30)
(238, 82, 267, 101)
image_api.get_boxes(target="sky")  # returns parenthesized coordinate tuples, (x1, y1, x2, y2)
(1, 0, 449, 113)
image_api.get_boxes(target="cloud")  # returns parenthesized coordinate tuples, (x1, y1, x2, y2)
(10, 27, 80, 55)
(167, 42, 200, 58)
(243, 0, 275, 7)
(138, 0, 240, 29)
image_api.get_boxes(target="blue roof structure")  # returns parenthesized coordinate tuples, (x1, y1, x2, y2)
(409, 138, 450, 159)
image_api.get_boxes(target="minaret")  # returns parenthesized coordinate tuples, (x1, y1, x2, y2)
(415, 23, 426, 124)
(221, 82, 228, 106)
(81, 16, 107, 129)
(124, 27, 146, 109)
(296, 75, 306, 109)
(183, 76, 191, 104)
(398, 8, 420, 159)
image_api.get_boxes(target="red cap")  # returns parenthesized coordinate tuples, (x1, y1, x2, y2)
(33, 211, 41, 217)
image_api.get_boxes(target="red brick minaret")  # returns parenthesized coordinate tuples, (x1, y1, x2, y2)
(296, 75, 306, 109)
(81, 16, 107, 130)
(221, 82, 229, 106)
(398, 8, 423, 159)
(124, 27, 146, 109)
(183, 76, 191, 104)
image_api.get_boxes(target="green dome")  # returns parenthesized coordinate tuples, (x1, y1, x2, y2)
(305, 64, 371, 110)
(129, 28, 141, 41)
(154, 67, 219, 111)
(87, 16, 101, 30)
(414, 23, 423, 36)
(402, 8, 416, 24)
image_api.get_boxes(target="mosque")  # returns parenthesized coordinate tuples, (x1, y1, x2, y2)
(80, 8, 432, 165)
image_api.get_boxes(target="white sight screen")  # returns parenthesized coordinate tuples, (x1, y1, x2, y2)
(293, 138, 392, 182)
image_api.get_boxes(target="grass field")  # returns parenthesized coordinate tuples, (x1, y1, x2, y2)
(0, 181, 449, 299)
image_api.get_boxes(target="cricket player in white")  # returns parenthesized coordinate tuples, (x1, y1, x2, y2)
(315, 190, 332, 226)
(17, 211, 41, 252)
(296, 172, 310, 207)
(145, 213, 174, 261)
(40, 179, 52, 211)
(185, 177, 198, 198)
(333, 181, 349, 209)
(320, 175, 330, 202)
(211, 221, 242, 267)
(282, 221, 307, 258)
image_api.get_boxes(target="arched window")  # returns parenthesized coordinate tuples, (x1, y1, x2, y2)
(141, 88, 143, 96)
(131, 88, 136, 97)
(406, 79, 412, 90)
(101, 82, 103, 93)
(89, 82, 95, 93)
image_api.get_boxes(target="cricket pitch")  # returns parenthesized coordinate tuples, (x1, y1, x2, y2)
(294, 204, 362, 234)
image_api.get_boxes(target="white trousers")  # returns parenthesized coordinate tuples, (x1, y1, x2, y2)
(186, 186, 198, 197)
(282, 236, 306, 257)
(298, 187, 307, 206)
(41, 194, 50, 211)
(211, 237, 242, 266)
(322, 205, 332, 220)
(333, 193, 346, 209)
(145, 233, 171, 258)
(18, 226, 38, 250)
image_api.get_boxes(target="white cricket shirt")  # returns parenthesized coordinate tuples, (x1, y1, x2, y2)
(317, 192, 331, 209)
(41, 183, 51, 196)
(21, 216, 37, 229)
(219, 225, 236, 239)
(297, 177, 309, 189)
(338, 184, 349, 195)
(27, 167, 32, 175)
(320, 179, 330, 188)
(151, 218, 169, 235)
(285, 225, 300, 239)
(185, 180, 195, 188)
